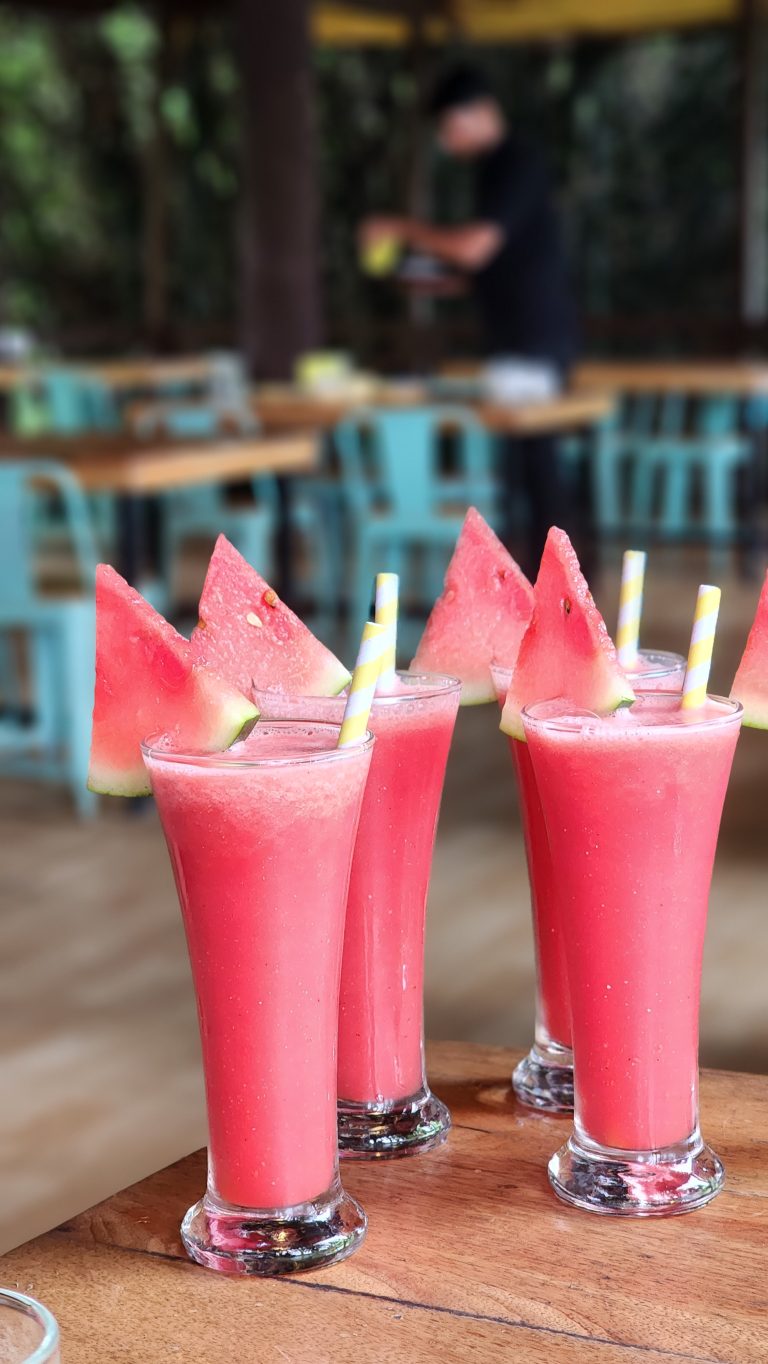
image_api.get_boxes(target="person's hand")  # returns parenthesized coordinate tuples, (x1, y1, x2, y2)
(358, 216, 408, 249)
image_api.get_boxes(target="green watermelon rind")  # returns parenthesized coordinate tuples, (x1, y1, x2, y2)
(730, 572, 768, 731)
(88, 690, 259, 798)
(500, 681, 634, 742)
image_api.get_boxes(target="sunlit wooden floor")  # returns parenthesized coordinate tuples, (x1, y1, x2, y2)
(2, 543, 768, 1254)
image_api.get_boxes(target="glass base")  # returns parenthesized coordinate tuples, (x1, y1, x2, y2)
(512, 1040, 574, 1113)
(338, 1085, 451, 1159)
(180, 1175, 367, 1275)
(548, 1127, 725, 1217)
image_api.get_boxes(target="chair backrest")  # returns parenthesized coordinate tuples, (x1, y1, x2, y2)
(336, 407, 477, 523)
(693, 394, 740, 436)
(657, 392, 686, 436)
(0, 461, 98, 610)
(39, 369, 120, 434)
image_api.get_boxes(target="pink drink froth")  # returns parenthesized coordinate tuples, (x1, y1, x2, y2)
(493, 650, 685, 1053)
(144, 723, 372, 1208)
(259, 675, 460, 1105)
(523, 694, 741, 1150)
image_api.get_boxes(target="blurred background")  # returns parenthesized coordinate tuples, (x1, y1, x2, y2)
(2, 0, 768, 1254)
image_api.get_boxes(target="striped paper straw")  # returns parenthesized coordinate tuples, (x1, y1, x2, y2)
(616, 550, 647, 669)
(374, 572, 399, 691)
(337, 620, 388, 747)
(681, 584, 721, 710)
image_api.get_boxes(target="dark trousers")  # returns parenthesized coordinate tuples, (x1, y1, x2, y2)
(499, 434, 567, 582)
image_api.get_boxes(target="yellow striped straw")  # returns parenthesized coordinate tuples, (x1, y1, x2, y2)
(337, 620, 388, 747)
(374, 572, 399, 691)
(616, 549, 647, 668)
(681, 584, 722, 710)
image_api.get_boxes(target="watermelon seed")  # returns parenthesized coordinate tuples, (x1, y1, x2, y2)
(563, 597, 572, 615)
(246, 612, 263, 628)
(263, 589, 278, 608)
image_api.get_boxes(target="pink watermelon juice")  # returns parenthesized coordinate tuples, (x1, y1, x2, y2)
(144, 722, 373, 1209)
(259, 674, 460, 1145)
(523, 693, 741, 1152)
(492, 650, 685, 1061)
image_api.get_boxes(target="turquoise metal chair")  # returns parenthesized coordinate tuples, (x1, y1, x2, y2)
(591, 394, 659, 535)
(0, 460, 98, 817)
(335, 407, 484, 651)
(625, 392, 750, 558)
(156, 407, 275, 596)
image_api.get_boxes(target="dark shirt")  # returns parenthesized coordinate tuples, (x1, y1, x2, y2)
(472, 135, 578, 369)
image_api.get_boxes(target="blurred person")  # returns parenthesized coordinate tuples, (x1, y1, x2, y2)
(360, 64, 580, 575)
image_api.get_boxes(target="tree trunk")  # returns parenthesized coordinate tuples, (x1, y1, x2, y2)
(236, 0, 322, 379)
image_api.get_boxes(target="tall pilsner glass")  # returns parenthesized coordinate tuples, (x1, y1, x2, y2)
(523, 692, 741, 1215)
(143, 721, 373, 1273)
(492, 649, 686, 1113)
(259, 673, 460, 1157)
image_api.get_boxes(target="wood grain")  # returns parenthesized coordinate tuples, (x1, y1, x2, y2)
(0, 357, 212, 394)
(0, 432, 317, 492)
(254, 388, 614, 435)
(573, 360, 768, 395)
(9, 1041, 766, 1364)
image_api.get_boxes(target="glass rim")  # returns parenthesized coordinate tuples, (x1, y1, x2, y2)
(490, 648, 687, 687)
(0, 1289, 59, 1364)
(141, 719, 375, 770)
(521, 691, 743, 735)
(256, 670, 462, 709)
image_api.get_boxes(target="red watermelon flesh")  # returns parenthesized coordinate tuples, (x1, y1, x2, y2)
(89, 565, 259, 797)
(501, 527, 635, 741)
(410, 507, 534, 704)
(730, 569, 768, 728)
(190, 535, 351, 698)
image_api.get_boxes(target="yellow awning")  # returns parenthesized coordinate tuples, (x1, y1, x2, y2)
(313, 0, 739, 46)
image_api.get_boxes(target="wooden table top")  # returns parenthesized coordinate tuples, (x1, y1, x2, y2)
(4, 1041, 767, 1362)
(0, 432, 317, 494)
(254, 386, 613, 435)
(573, 359, 768, 395)
(0, 356, 212, 394)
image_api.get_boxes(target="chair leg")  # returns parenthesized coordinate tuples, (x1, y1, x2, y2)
(702, 458, 736, 570)
(592, 436, 624, 535)
(658, 457, 690, 541)
(59, 601, 99, 818)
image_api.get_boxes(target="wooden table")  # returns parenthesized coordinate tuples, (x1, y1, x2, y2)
(0, 431, 317, 595)
(0, 356, 212, 395)
(573, 360, 768, 396)
(254, 386, 614, 436)
(5, 1041, 766, 1362)
(0, 430, 316, 494)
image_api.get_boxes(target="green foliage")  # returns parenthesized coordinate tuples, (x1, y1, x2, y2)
(0, 9, 749, 354)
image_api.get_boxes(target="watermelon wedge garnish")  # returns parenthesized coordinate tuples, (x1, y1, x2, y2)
(500, 527, 635, 741)
(88, 566, 259, 797)
(410, 507, 534, 704)
(730, 569, 768, 728)
(190, 535, 351, 698)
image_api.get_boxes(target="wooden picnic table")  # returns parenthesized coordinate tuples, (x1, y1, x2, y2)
(573, 359, 768, 396)
(0, 431, 317, 596)
(4, 1040, 766, 1363)
(254, 385, 614, 435)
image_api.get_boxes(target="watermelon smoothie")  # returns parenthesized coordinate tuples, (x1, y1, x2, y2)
(523, 693, 741, 1216)
(143, 721, 373, 1274)
(259, 673, 460, 1157)
(491, 650, 685, 1114)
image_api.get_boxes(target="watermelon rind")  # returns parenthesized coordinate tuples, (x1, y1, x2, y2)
(191, 535, 351, 698)
(88, 565, 260, 797)
(410, 507, 534, 706)
(500, 527, 635, 742)
(730, 569, 768, 730)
